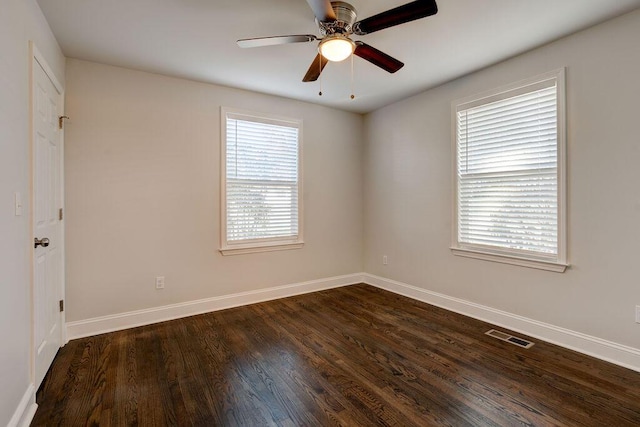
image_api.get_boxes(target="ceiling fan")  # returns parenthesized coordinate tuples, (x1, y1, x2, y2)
(237, 0, 438, 82)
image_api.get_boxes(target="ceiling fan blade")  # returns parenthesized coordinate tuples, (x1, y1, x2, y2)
(302, 53, 329, 82)
(305, 0, 336, 22)
(237, 34, 318, 48)
(354, 0, 438, 35)
(354, 42, 404, 73)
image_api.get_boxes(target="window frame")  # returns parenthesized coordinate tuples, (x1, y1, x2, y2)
(450, 69, 568, 272)
(220, 106, 304, 256)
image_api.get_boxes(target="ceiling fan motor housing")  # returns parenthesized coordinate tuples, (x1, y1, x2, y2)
(318, 1, 358, 36)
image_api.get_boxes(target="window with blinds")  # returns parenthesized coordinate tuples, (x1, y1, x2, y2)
(221, 108, 302, 255)
(452, 70, 567, 272)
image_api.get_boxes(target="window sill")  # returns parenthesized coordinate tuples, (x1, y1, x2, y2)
(450, 247, 569, 273)
(220, 241, 304, 256)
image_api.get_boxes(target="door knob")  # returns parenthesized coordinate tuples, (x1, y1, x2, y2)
(34, 237, 50, 248)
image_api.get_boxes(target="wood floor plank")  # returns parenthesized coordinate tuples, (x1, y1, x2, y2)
(252, 302, 374, 427)
(336, 286, 638, 426)
(276, 299, 476, 425)
(33, 284, 640, 426)
(254, 305, 388, 425)
(113, 330, 138, 426)
(283, 291, 517, 426)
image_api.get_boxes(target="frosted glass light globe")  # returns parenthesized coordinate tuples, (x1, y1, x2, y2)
(320, 36, 355, 62)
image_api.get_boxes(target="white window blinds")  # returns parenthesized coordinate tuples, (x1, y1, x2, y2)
(224, 112, 300, 247)
(455, 77, 562, 261)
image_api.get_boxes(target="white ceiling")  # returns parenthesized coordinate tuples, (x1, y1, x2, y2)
(38, 0, 640, 113)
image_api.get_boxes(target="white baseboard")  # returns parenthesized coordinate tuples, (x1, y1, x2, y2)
(65, 271, 640, 373)
(66, 273, 365, 340)
(8, 384, 37, 427)
(363, 273, 640, 373)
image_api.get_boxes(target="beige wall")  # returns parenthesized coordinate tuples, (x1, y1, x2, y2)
(0, 0, 64, 424)
(363, 9, 640, 350)
(64, 59, 364, 322)
(64, 8, 640, 358)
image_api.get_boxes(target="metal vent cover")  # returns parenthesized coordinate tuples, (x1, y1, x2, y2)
(486, 329, 534, 349)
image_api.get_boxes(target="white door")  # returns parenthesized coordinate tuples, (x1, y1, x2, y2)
(32, 48, 64, 390)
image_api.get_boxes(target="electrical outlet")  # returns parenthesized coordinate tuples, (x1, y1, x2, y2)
(156, 276, 165, 289)
(636, 306, 640, 324)
(383, 255, 388, 265)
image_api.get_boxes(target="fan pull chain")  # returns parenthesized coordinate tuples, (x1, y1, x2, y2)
(319, 56, 323, 96)
(350, 54, 355, 100)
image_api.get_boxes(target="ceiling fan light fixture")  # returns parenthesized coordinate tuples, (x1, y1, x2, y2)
(319, 35, 355, 62)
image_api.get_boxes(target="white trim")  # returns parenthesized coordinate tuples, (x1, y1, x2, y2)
(363, 273, 640, 373)
(451, 68, 567, 271)
(65, 272, 640, 373)
(450, 247, 568, 273)
(7, 384, 37, 427)
(556, 68, 568, 265)
(59, 88, 67, 344)
(453, 68, 564, 108)
(220, 106, 304, 255)
(31, 43, 63, 94)
(220, 242, 304, 256)
(66, 273, 364, 340)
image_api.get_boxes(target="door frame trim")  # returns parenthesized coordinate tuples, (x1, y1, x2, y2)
(29, 41, 66, 390)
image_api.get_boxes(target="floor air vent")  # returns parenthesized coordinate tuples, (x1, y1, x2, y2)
(485, 329, 534, 349)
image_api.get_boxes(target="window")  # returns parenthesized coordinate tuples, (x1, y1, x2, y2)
(451, 69, 567, 272)
(221, 107, 303, 255)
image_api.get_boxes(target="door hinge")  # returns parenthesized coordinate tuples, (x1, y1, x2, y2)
(59, 300, 64, 312)
(58, 115, 69, 130)
(59, 208, 63, 221)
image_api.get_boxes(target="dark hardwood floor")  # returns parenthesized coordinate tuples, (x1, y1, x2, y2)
(33, 284, 640, 426)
